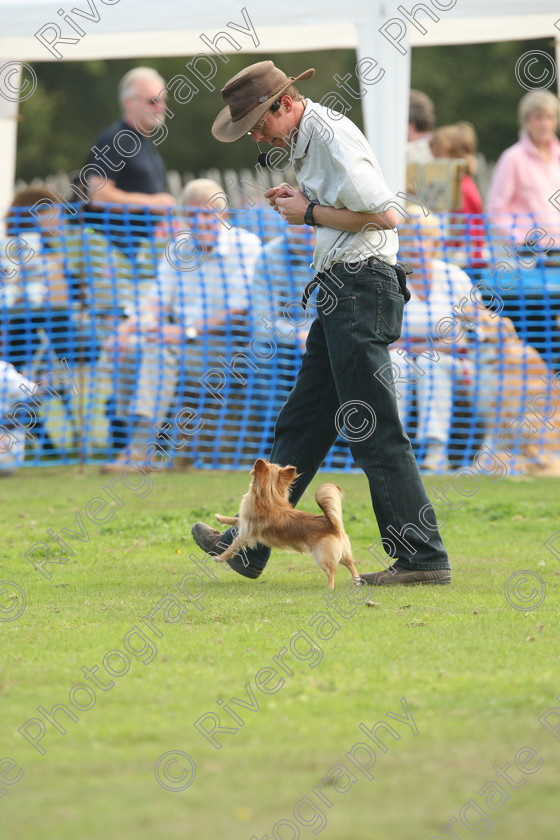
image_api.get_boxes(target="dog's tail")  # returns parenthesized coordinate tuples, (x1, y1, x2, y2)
(315, 484, 344, 533)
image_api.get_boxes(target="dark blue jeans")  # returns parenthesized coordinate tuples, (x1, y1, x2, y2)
(221, 259, 450, 578)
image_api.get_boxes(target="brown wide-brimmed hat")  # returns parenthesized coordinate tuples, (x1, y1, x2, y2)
(212, 60, 315, 143)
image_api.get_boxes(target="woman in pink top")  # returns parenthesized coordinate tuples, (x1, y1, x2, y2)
(486, 90, 560, 246)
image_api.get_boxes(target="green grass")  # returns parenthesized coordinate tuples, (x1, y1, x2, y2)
(1, 466, 559, 840)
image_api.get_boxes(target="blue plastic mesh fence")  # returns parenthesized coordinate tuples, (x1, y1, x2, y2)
(1, 205, 559, 475)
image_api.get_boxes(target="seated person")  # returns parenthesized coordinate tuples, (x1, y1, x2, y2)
(389, 212, 486, 472)
(249, 224, 316, 446)
(430, 122, 486, 269)
(134, 212, 185, 294)
(3, 187, 129, 370)
(100, 178, 263, 471)
(486, 89, 560, 247)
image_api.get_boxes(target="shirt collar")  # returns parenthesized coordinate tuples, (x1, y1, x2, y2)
(520, 131, 560, 159)
(291, 98, 318, 161)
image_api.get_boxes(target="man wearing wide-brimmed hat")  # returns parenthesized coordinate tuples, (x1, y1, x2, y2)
(192, 60, 451, 587)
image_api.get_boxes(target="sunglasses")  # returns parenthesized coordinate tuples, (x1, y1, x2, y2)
(248, 101, 281, 136)
(136, 94, 167, 106)
(248, 111, 271, 136)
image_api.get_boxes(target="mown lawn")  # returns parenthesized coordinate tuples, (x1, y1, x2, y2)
(1, 466, 559, 840)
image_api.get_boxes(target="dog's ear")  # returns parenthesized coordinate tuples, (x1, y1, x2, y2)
(252, 458, 268, 476)
(281, 465, 297, 483)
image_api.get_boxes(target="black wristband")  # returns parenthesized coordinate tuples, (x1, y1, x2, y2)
(304, 201, 318, 226)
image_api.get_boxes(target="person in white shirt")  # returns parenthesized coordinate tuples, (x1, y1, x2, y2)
(0, 360, 37, 475)
(100, 179, 262, 471)
(389, 213, 477, 471)
(407, 90, 436, 164)
(249, 225, 316, 446)
(191, 61, 451, 586)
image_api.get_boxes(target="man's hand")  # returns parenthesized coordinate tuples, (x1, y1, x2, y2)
(275, 190, 309, 225)
(150, 193, 177, 209)
(264, 183, 296, 210)
(266, 186, 400, 231)
(265, 184, 313, 225)
(88, 176, 176, 211)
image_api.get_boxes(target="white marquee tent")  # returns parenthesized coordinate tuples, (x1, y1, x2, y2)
(1, 0, 560, 209)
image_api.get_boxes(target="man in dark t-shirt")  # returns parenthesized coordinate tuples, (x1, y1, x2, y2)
(91, 118, 167, 196)
(85, 67, 175, 245)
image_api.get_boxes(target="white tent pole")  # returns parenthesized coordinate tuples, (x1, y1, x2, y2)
(0, 62, 22, 221)
(356, 14, 411, 195)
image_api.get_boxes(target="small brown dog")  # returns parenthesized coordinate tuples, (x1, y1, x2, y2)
(214, 458, 359, 588)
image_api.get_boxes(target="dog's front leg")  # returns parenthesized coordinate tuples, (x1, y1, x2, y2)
(215, 514, 239, 525)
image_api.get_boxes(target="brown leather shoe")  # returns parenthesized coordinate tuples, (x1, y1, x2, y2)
(360, 566, 451, 586)
(191, 520, 265, 579)
(191, 522, 229, 556)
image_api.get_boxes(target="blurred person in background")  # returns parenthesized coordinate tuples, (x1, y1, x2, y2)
(407, 90, 436, 163)
(3, 186, 127, 371)
(249, 224, 316, 448)
(3, 187, 74, 373)
(0, 360, 37, 475)
(486, 89, 560, 247)
(100, 179, 262, 472)
(84, 66, 175, 251)
(390, 211, 486, 472)
(430, 122, 485, 268)
(2, 186, 132, 454)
